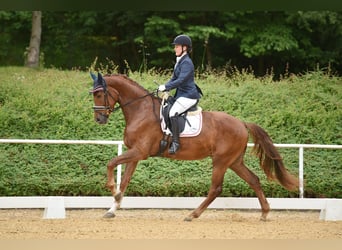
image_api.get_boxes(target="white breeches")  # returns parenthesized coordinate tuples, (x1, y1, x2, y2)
(169, 97, 197, 117)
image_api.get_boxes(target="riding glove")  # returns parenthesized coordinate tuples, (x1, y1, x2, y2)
(158, 85, 166, 92)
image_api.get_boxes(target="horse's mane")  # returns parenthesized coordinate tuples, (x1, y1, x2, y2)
(104, 74, 150, 94)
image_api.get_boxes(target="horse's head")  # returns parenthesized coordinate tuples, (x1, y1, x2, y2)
(89, 72, 117, 124)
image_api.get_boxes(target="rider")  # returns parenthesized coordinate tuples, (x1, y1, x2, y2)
(158, 34, 202, 154)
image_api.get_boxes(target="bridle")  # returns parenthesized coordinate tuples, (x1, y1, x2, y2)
(92, 87, 119, 116)
(92, 87, 158, 118)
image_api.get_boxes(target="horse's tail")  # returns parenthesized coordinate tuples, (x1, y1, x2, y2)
(245, 123, 299, 191)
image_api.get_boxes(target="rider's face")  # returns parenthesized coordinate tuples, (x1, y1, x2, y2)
(174, 44, 185, 57)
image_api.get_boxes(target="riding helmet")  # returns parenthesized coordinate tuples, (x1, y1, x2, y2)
(172, 34, 192, 51)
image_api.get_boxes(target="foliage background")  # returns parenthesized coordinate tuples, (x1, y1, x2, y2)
(0, 66, 340, 198)
(1, 11, 342, 77)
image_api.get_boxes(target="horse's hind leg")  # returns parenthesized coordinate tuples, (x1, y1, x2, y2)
(185, 163, 227, 221)
(230, 162, 270, 221)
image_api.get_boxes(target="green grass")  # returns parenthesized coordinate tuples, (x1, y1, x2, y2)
(0, 66, 341, 198)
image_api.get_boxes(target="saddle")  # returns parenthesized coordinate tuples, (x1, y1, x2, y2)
(160, 93, 201, 135)
(158, 92, 203, 155)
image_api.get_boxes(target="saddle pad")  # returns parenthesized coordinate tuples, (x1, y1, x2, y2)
(161, 112, 203, 137)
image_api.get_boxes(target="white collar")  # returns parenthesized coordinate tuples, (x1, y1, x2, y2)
(176, 52, 187, 63)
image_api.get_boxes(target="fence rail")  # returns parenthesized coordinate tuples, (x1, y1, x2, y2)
(1, 139, 341, 198)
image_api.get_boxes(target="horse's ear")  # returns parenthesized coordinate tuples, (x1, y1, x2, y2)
(90, 72, 97, 81)
(97, 72, 107, 90)
(97, 72, 103, 82)
(89, 72, 104, 93)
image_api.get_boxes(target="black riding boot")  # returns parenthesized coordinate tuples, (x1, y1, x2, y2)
(169, 116, 180, 154)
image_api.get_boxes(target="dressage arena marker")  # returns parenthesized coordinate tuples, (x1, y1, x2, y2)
(43, 196, 66, 219)
(0, 139, 341, 220)
(319, 199, 342, 221)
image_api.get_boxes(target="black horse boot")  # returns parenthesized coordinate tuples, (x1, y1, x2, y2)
(169, 116, 180, 154)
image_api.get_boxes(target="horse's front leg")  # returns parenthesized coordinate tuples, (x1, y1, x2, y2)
(103, 148, 143, 218)
(104, 161, 138, 218)
(105, 160, 117, 197)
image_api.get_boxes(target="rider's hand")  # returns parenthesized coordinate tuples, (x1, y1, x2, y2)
(158, 85, 166, 92)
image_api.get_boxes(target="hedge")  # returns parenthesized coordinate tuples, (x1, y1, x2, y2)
(0, 66, 341, 198)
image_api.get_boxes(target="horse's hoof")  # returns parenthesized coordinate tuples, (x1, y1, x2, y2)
(184, 216, 193, 222)
(103, 212, 116, 218)
(260, 216, 267, 222)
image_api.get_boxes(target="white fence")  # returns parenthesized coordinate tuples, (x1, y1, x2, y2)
(0, 139, 124, 194)
(0, 139, 341, 220)
(1, 139, 341, 198)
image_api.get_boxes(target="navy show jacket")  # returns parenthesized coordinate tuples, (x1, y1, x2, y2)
(165, 54, 201, 100)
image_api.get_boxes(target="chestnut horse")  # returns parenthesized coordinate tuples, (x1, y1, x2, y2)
(90, 72, 298, 221)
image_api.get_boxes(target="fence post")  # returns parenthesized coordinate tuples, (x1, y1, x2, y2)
(299, 146, 304, 198)
(116, 143, 123, 191)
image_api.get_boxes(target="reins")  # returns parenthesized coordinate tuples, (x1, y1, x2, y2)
(113, 91, 157, 112)
(93, 88, 158, 116)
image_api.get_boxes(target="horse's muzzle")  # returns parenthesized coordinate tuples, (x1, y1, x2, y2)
(95, 113, 109, 124)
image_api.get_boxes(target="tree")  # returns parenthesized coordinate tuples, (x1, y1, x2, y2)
(1, 11, 341, 76)
(25, 11, 42, 68)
